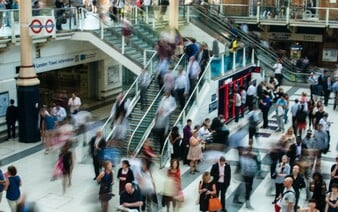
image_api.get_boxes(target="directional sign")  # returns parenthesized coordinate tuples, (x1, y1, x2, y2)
(45, 19, 55, 34)
(29, 19, 43, 34)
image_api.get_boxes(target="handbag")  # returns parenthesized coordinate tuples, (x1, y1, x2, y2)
(208, 196, 222, 211)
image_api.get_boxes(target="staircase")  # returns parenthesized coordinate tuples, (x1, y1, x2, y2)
(93, 23, 159, 66)
(190, 6, 311, 83)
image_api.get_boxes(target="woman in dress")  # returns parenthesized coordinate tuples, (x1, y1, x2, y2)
(4, 165, 21, 212)
(329, 157, 338, 192)
(325, 183, 338, 212)
(163, 159, 182, 212)
(97, 161, 114, 212)
(117, 160, 134, 195)
(187, 129, 203, 174)
(310, 172, 327, 212)
(199, 171, 216, 212)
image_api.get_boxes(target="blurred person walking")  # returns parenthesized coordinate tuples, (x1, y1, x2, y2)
(163, 159, 183, 212)
(174, 67, 188, 110)
(153, 91, 177, 153)
(4, 165, 21, 212)
(97, 161, 114, 212)
(138, 69, 151, 111)
(68, 92, 81, 114)
(6, 99, 18, 140)
(60, 141, 74, 193)
(186, 56, 201, 94)
(210, 156, 231, 212)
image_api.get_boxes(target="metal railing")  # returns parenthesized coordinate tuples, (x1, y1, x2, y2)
(158, 56, 214, 168)
(100, 50, 158, 140)
(127, 53, 187, 157)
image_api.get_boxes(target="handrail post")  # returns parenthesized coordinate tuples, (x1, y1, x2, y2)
(232, 52, 236, 70)
(10, 10, 15, 43)
(220, 4, 223, 15)
(75, 7, 79, 28)
(135, 7, 138, 25)
(221, 54, 224, 74)
(256, 5, 260, 23)
(100, 19, 104, 39)
(286, 6, 290, 24)
(122, 36, 125, 54)
(146, 6, 149, 23)
(251, 48, 255, 64)
(187, 6, 190, 23)
(242, 47, 246, 66)
(325, 8, 329, 27)
(143, 50, 146, 67)
(80, 8, 83, 31)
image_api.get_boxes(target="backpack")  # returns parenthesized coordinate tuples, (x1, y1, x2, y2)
(275, 190, 295, 212)
(296, 108, 307, 122)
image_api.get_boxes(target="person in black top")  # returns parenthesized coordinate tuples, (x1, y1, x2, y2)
(288, 164, 306, 211)
(6, 99, 18, 140)
(89, 130, 106, 180)
(210, 156, 231, 212)
(120, 183, 143, 211)
(55, 0, 65, 30)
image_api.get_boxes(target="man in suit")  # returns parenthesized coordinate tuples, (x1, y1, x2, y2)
(210, 156, 231, 212)
(89, 130, 106, 180)
(6, 99, 18, 140)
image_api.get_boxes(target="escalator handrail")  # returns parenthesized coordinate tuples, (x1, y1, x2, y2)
(100, 51, 158, 137)
(159, 55, 215, 168)
(129, 53, 187, 157)
(191, 5, 312, 81)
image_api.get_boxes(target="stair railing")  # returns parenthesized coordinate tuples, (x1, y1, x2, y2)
(127, 53, 187, 157)
(100, 50, 158, 140)
(158, 55, 214, 168)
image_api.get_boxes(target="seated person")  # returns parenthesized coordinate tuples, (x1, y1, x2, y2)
(119, 183, 143, 211)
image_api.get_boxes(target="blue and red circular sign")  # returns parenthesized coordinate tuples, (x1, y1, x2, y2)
(29, 19, 43, 34)
(45, 19, 54, 33)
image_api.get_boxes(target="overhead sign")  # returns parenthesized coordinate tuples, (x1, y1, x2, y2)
(266, 32, 322, 42)
(29, 16, 55, 36)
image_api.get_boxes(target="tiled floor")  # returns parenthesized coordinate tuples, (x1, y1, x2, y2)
(0, 85, 337, 212)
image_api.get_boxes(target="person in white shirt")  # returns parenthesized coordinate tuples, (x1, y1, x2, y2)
(246, 83, 257, 111)
(175, 68, 188, 110)
(240, 86, 247, 117)
(273, 59, 283, 86)
(68, 93, 81, 114)
(234, 90, 241, 123)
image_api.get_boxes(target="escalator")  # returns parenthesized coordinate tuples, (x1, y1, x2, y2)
(189, 5, 311, 83)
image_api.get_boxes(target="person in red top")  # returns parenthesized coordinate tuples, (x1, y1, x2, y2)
(163, 159, 183, 212)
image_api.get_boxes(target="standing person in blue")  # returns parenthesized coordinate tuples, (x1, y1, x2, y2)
(276, 94, 287, 133)
(44, 107, 58, 154)
(6, 99, 18, 140)
(97, 161, 114, 212)
(182, 119, 192, 165)
(308, 72, 319, 100)
(55, 0, 65, 31)
(4, 165, 21, 212)
(89, 130, 106, 180)
(186, 56, 201, 94)
(259, 91, 271, 129)
(210, 156, 231, 212)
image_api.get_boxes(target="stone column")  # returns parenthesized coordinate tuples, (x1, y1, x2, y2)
(169, 0, 179, 30)
(16, 0, 41, 143)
